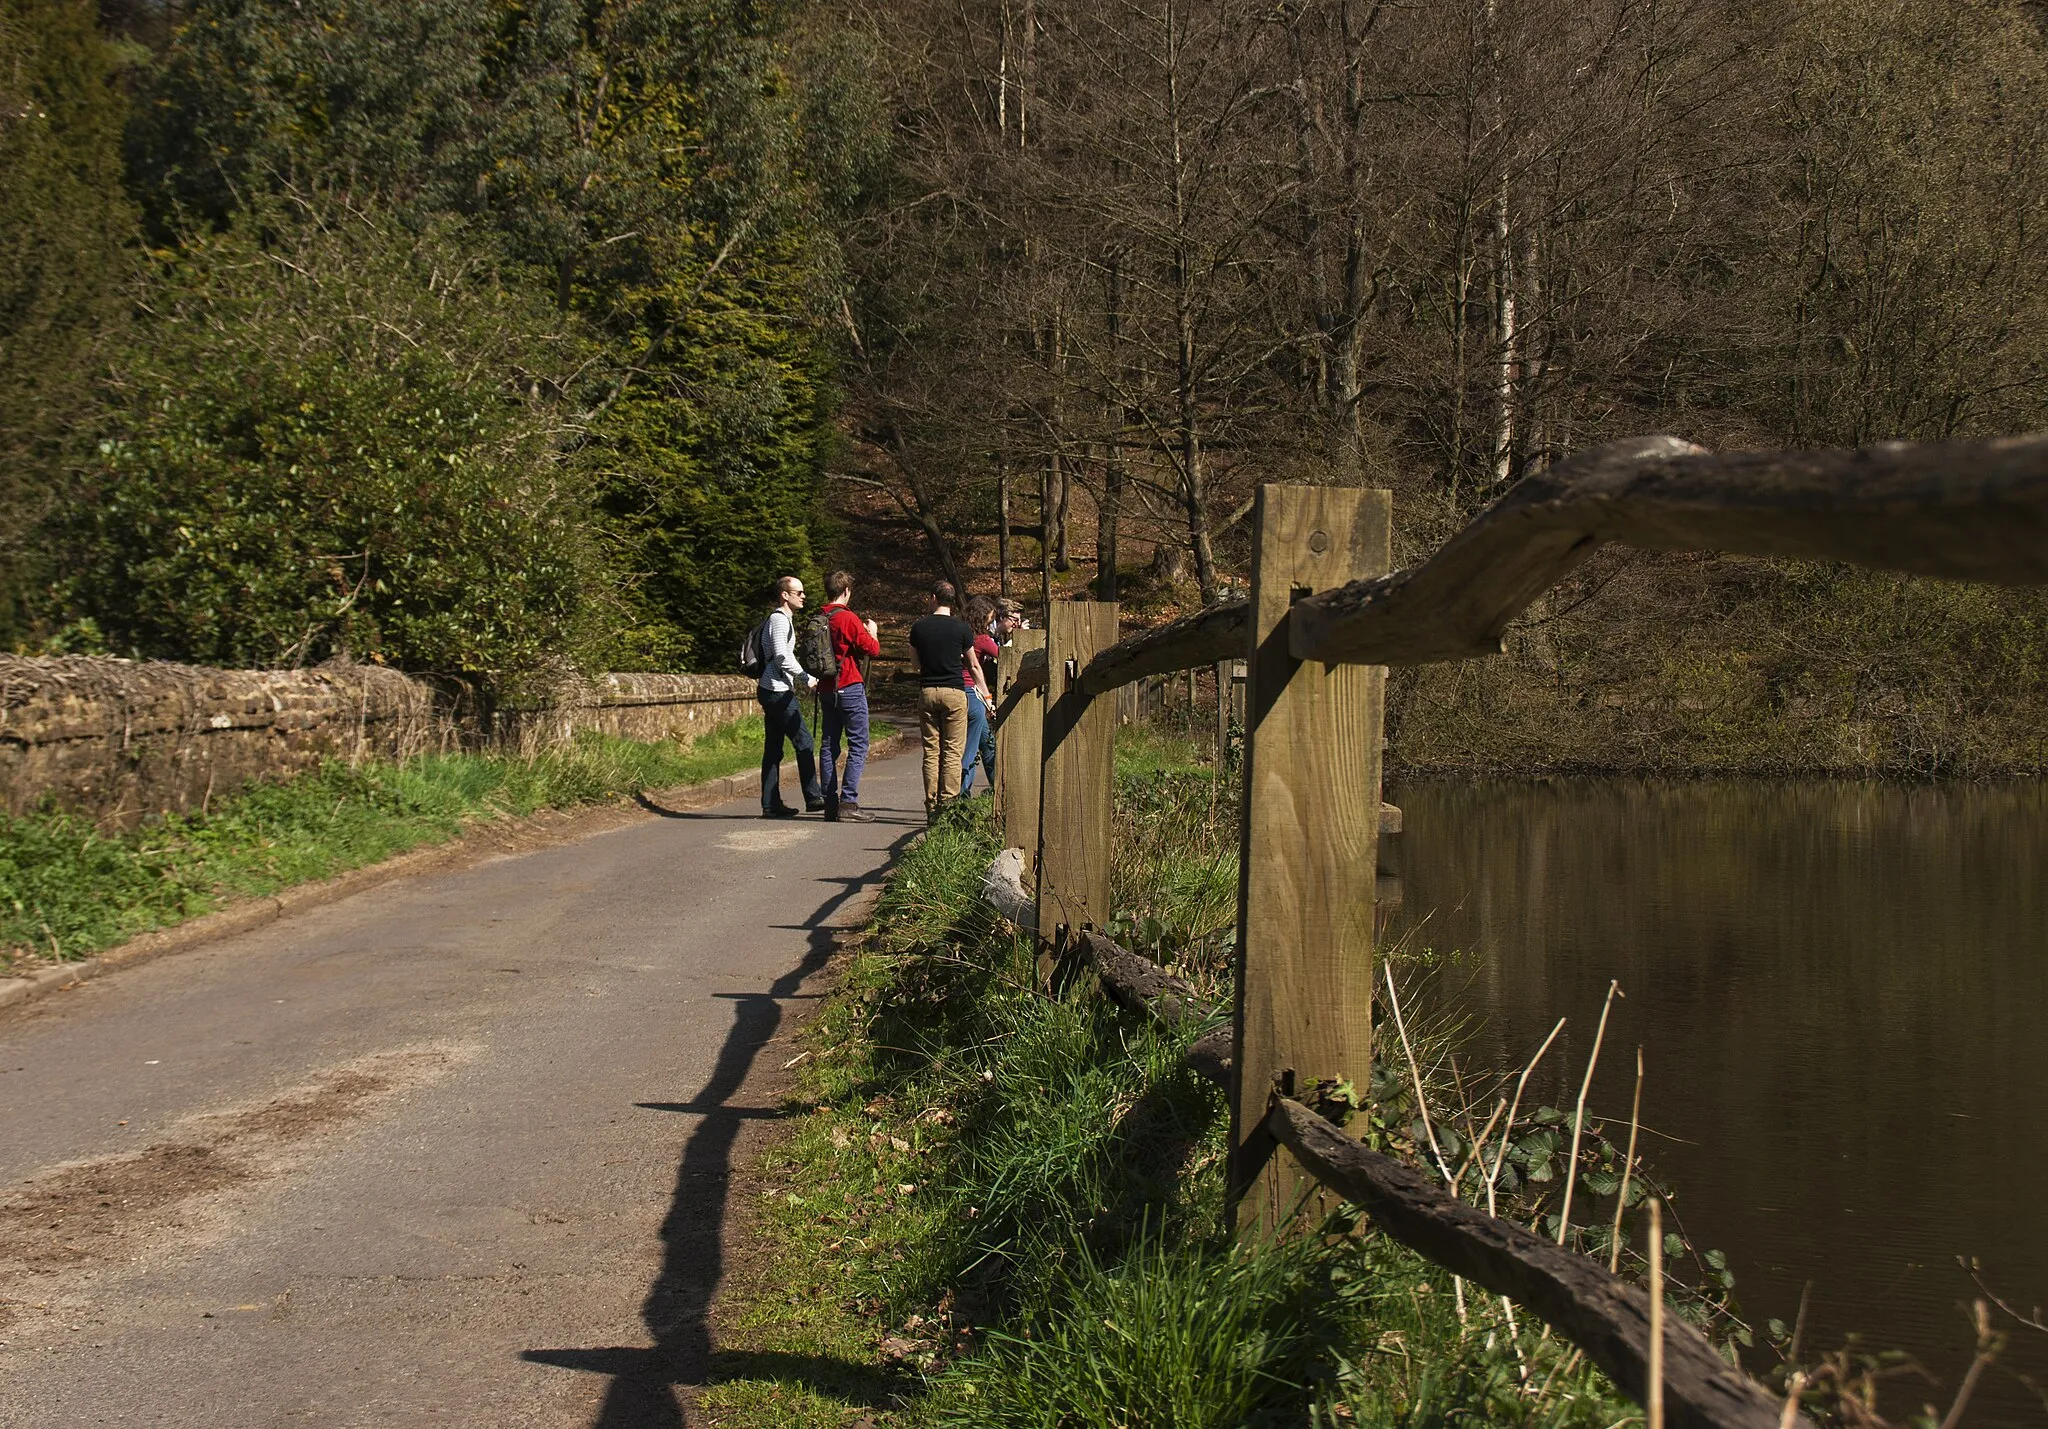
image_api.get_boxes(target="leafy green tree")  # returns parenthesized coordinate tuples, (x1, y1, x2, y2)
(0, 0, 136, 643)
(63, 203, 612, 681)
(124, 0, 854, 669)
(484, 0, 846, 664)
(127, 0, 502, 229)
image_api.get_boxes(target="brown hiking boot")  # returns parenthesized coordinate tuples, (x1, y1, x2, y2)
(839, 800, 876, 823)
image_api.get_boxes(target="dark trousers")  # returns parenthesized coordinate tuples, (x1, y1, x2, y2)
(758, 688, 822, 811)
(821, 682, 871, 804)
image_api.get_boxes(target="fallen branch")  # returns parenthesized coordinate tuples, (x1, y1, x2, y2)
(1069, 932, 1802, 1429)
(1076, 930, 1211, 1028)
(1267, 1098, 1805, 1429)
(1185, 1026, 1232, 1088)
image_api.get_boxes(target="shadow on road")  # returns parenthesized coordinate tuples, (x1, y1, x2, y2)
(632, 788, 929, 831)
(523, 823, 920, 1426)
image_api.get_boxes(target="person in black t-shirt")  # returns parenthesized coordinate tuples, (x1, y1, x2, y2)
(907, 580, 985, 818)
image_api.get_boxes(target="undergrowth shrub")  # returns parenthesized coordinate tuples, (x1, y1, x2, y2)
(723, 732, 1646, 1427)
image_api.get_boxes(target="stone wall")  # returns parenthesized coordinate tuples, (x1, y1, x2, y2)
(486, 672, 759, 756)
(0, 656, 757, 828)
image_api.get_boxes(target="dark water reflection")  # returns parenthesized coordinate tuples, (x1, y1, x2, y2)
(1384, 778, 2048, 1427)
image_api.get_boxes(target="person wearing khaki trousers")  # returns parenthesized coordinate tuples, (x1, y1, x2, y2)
(907, 580, 985, 819)
(918, 685, 969, 814)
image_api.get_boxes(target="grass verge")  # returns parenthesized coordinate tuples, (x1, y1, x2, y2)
(697, 727, 1673, 1428)
(1, 718, 780, 969)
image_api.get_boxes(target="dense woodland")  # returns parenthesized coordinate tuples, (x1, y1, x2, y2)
(828, 0, 2048, 773)
(2, 0, 879, 682)
(5, 0, 2048, 768)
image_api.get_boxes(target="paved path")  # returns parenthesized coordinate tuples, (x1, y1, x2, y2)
(0, 751, 928, 1427)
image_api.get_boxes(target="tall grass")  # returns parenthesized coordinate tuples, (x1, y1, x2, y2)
(704, 728, 1642, 1428)
(0, 720, 768, 966)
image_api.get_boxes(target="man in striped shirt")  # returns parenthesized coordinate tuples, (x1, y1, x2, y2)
(756, 575, 825, 818)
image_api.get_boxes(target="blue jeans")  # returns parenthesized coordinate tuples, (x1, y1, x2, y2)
(757, 688, 821, 811)
(960, 686, 996, 793)
(821, 682, 870, 804)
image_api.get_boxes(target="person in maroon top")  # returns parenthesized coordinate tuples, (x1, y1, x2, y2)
(960, 595, 1002, 794)
(818, 569, 882, 821)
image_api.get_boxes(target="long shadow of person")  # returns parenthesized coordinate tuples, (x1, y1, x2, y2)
(523, 822, 921, 1426)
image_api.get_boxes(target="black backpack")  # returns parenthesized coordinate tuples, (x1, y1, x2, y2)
(739, 615, 771, 679)
(799, 608, 837, 680)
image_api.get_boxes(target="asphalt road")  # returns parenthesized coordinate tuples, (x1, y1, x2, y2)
(0, 748, 927, 1427)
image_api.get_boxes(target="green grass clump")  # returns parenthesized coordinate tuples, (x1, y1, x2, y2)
(0, 721, 770, 966)
(700, 728, 1641, 1429)
(1110, 724, 1212, 781)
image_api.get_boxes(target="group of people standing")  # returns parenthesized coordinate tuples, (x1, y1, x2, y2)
(751, 570, 1024, 822)
(907, 582, 1023, 813)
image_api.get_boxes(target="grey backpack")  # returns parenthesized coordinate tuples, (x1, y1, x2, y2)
(739, 616, 770, 679)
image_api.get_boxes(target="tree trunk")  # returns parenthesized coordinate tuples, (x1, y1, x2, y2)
(1521, 221, 1546, 471)
(1019, 0, 1034, 147)
(1098, 255, 1126, 601)
(1054, 452, 1072, 572)
(1046, 310, 1070, 573)
(1096, 439, 1120, 600)
(1166, 0, 1218, 603)
(889, 435, 966, 596)
(1492, 172, 1517, 491)
(998, 456, 1013, 599)
(1040, 431, 1054, 608)
(1485, 0, 1516, 493)
(998, 0, 1012, 138)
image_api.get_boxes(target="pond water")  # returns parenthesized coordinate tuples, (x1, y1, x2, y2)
(1383, 778, 2048, 1426)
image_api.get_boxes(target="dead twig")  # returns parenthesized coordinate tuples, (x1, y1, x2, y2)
(1935, 1300, 2004, 1429)
(1610, 1047, 1645, 1274)
(1649, 1198, 1666, 1429)
(1559, 979, 1622, 1246)
(1961, 1256, 2048, 1334)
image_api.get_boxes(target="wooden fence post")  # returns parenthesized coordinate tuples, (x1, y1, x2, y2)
(1036, 602, 1119, 975)
(996, 629, 1047, 864)
(1230, 485, 1391, 1235)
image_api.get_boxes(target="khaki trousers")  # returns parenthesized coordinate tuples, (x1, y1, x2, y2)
(918, 686, 969, 814)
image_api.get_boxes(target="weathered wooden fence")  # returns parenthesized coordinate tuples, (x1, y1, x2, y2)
(986, 432, 2048, 1429)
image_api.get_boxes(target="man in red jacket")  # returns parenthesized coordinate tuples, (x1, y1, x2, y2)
(819, 569, 882, 822)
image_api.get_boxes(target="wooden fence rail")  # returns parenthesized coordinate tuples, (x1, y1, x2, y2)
(974, 430, 2048, 1429)
(1262, 1101, 1786, 1429)
(1291, 433, 2048, 667)
(995, 431, 2048, 713)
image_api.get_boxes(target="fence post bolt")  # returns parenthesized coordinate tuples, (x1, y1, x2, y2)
(1229, 484, 1391, 1236)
